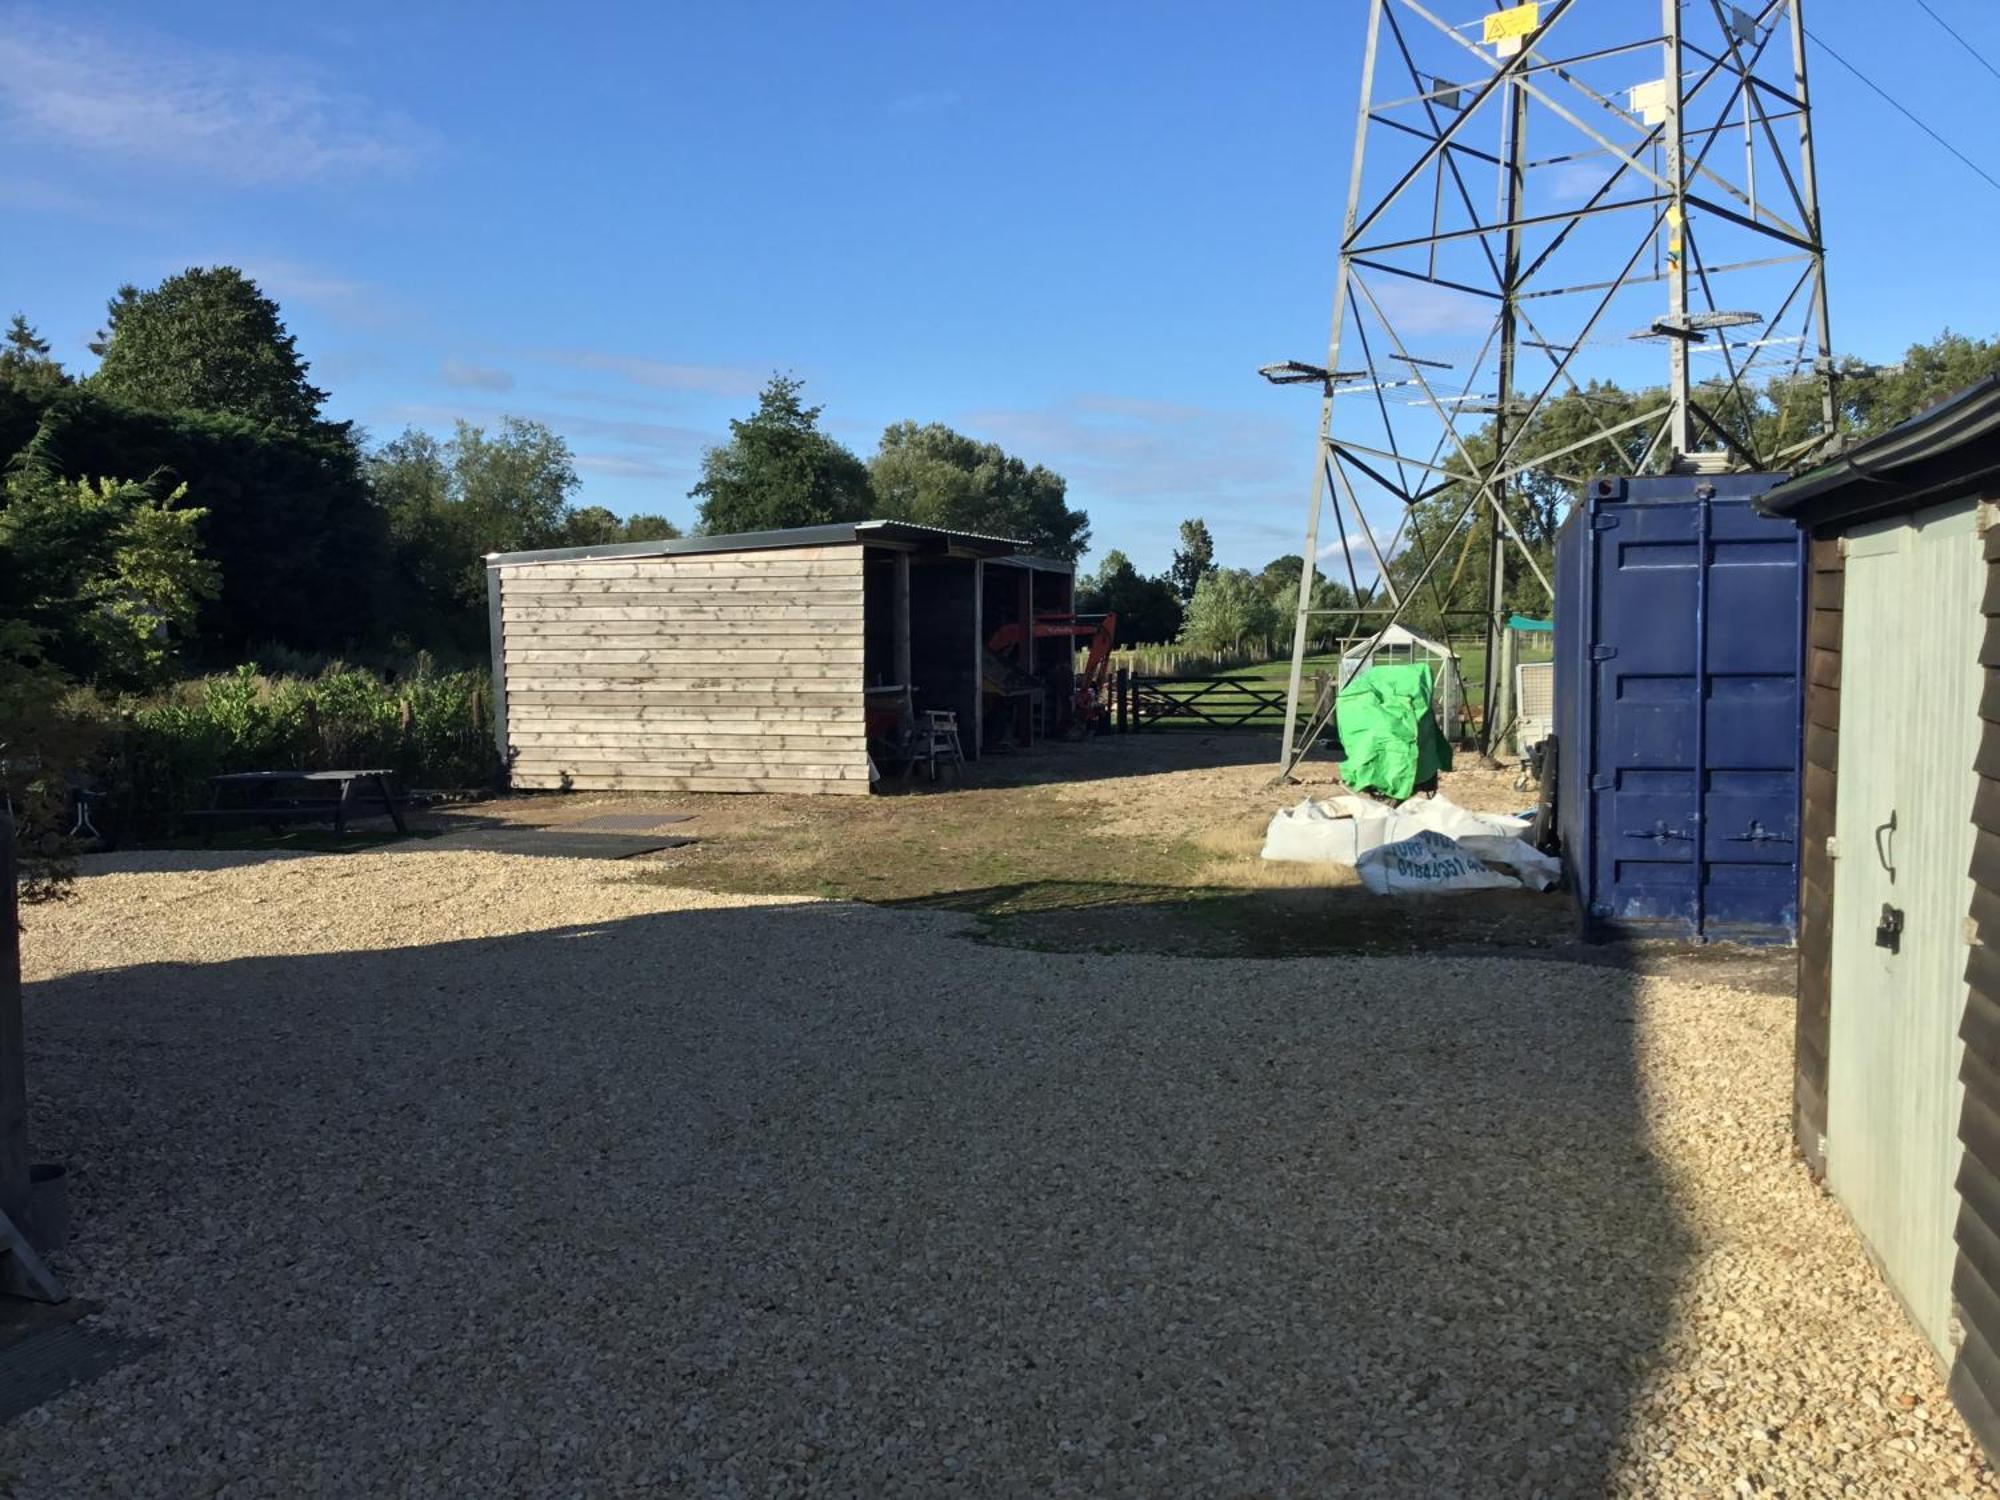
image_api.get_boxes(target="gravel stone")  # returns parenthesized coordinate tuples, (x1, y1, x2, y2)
(0, 849, 1993, 1496)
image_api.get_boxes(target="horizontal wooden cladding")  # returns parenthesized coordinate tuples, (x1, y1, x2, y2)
(513, 752, 864, 777)
(1810, 646, 1842, 691)
(1972, 944, 2000, 1028)
(500, 583, 863, 605)
(504, 696, 856, 712)
(1956, 1139, 2000, 1455)
(504, 672, 859, 691)
(1806, 722, 1839, 775)
(1951, 1356, 2000, 1472)
(1978, 777, 2000, 841)
(508, 728, 860, 752)
(502, 611, 866, 632)
(505, 588, 862, 611)
(505, 584, 861, 605)
(509, 703, 854, 724)
(500, 555, 860, 582)
(1813, 566, 1846, 608)
(1808, 684, 1840, 734)
(511, 770, 868, 796)
(1810, 609, 1842, 652)
(512, 756, 864, 780)
(1811, 533, 1844, 571)
(505, 647, 866, 667)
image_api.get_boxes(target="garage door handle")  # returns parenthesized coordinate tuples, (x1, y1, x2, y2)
(1875, 811, 1897, 885)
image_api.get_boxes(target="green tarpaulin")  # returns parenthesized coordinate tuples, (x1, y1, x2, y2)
(1336, 662, 1454, 801)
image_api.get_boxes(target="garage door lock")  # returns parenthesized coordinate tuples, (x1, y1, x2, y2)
(1876, 903, 1905, 955)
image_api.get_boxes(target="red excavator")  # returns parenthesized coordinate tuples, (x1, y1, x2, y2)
(985, 611, 1118, 732)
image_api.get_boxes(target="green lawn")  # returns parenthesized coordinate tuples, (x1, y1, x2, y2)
(1235, 644, 1492, 709)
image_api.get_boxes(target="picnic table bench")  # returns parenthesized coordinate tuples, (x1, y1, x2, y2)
(188, 770, 408, 841)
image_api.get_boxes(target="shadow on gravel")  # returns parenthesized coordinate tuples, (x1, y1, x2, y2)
(896, 877, 1578, 959)
(16, 898, 1692, 1495)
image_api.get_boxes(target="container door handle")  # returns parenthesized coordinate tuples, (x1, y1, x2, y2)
(1726, 820, 1792, 845)
(1623, 821, 1692, 844)
(1874, 811, 1897, 885)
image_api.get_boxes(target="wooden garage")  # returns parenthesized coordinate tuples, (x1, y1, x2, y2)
(485, 521, 1076, 794)
(1760, 376, 2000, 1458)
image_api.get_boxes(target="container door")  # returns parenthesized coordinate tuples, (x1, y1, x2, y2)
(1590, 502, 1701, 929)
(1700, 504, 1805, 937)
(1827, 500, 1984, 1362)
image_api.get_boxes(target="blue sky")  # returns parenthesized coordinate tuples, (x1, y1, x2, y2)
(2, 1, 1996, 575)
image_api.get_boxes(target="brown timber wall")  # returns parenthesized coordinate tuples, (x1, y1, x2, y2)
(1796, 532, 1843, 1175)
(1952, 516, 2000, 1454)
(494, 545, 870, 794)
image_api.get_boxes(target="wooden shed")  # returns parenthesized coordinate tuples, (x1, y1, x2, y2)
(485, 521, 1076, 794)
(1760, 376, 2000, 1458)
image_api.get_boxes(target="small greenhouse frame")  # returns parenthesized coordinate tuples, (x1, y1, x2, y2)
(1336, 624, 1467, 740)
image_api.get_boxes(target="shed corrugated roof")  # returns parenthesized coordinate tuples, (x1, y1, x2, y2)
(486, 519, 1056, 568)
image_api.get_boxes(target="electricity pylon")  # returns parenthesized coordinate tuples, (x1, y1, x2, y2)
(1271, 0, 1836, 774)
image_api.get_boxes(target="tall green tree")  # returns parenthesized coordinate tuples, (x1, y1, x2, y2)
(1256, 554, 1318, 603)
(558, 506, 684, 546)
(0, 315, 67, 398)
(89, 268, 331, 430)
(0, 471, 218, 688)
(869, 421, 1089, 558)
(1179, 568, 1280, 655)
(370, 418, 582, 647)
(690, 375, 873, 534)
(1168, 518, 1216, 603)
(1078, 549, 1183, 644)
(9, 389, 386, 655)
(618, 512, 682, 544)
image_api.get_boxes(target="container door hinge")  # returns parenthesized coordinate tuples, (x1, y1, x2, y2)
(1825, 834, 1840, 860)
(1592, 514, 1621, 531)
(1589, 773, 1615, 791)
(1588, 901, 1614, 917)
(1590, 645, 1618, 661)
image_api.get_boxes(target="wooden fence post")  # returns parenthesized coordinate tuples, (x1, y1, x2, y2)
(1116, 668, 1129, 734)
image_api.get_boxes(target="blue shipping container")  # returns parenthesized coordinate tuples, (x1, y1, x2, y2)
(1553, 472, 1805, 944)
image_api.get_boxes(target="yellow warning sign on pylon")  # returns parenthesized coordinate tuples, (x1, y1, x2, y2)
(1482, 3, 1542, 44)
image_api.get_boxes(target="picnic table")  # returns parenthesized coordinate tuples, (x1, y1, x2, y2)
(190, 770, 408, 841)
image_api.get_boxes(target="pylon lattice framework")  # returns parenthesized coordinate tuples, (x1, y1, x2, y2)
(1274, 0, 1836, 771)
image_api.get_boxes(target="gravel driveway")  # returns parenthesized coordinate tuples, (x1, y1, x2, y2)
(3, 851, 1991, 1496)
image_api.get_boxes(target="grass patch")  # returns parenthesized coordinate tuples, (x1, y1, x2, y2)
(624, 743, 1569, 959)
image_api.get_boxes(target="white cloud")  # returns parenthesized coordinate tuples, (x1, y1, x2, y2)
(0, 12, 436, 184)
(544, 350, 765, 399)
(955, 392, 1319, 573)
(576, 453, 685, 479)
(1362, 276, 1497, 339)
(441, 357, 515, 393)
(959, 394, 1297, 504)
(381, 401, 709, 453)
